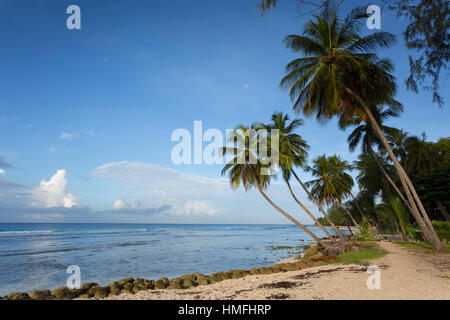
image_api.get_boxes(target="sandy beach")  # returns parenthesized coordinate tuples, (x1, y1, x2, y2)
(102, 241, 450, 300)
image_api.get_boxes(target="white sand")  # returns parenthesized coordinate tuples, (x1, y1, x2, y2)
(103, 241, 450, 300)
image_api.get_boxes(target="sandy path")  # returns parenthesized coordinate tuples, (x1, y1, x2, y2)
(105, 241, 450, 300)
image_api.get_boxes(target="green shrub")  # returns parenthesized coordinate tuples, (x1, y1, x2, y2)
(406, 226, 424, 241)
(432, 221, 450, 232)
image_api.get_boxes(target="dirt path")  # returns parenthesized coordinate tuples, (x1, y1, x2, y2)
(104, 241, 450, 300)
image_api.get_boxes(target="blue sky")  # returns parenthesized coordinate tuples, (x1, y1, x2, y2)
(0, 0, 448, 224)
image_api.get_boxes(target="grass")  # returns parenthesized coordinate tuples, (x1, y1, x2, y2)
(393, 240, 450, 254)
(329, 242, 387, 265)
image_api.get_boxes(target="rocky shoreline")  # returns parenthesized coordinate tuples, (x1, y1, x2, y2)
(2, 244, 341, 300)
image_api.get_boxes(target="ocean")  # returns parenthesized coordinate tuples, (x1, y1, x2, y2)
(0, 223, 338, 296)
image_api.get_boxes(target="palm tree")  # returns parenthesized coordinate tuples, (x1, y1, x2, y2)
(280, 2, 442, 249)
(346, 105, 414, 214)
(305, 154, 359, 228)
(404, 133, 439, 178)
(385, 127, 409, 163)
(378, 196, 410, 241)
(266, 112, 337, 243)
(220, 125, 329, 248)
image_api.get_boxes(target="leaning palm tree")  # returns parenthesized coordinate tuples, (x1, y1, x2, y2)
(280, 2, 442, 248)
(347, 104, 414, 214)
(305, 154, 359, 228)
(266, 112, 337, 243)
(220, 125, 329, 248)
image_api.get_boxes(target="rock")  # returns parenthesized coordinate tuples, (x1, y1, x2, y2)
(268, 265, 283, 273)
(257, 267, 273, 274)
(108, 282, 122, 296)
(309, 252, 324, 260)
(228, 269, 247, 279)
(249, 268, 260, 275)
(7, 292, 31, 300)
(158, 277, 170, 285)
(89, 286, 110, 298)
(182, 279, 195, 289)
(154, 280, 168, 290)
(167, 278, 184, 289)
(179, 274, 196, 281)
(132, 286, 144, 294)
(280, 263, 300, 272)
(121, 282, 133, 293)
(303, 246, 318, 258)
(28, 290, 54, 300)
(51, 286, 77, 300)
(117, 277, 134, 286)
(292, 261, 308, 269)
(209, 272, 225, 283)
(80, 282, 97, 292)
(192, 272, 207, 281)
(196, 278, 210, 286)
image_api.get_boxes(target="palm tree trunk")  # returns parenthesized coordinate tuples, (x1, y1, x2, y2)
(250, 169, 329, 248)
(344, 87, 442, 250)
(369, 148, 413, 213)
(285, 178, 336, 243)
(436, 200, 450, 221)
(291, 170, 347, 242)
(332, 195, 359, 228)
(349, 192, 365, 218)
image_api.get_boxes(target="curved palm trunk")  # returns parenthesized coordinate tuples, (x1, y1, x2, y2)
(370, 149, 413, 213)
(291, 171, 347, 242)
(349, 192, 365, 218)
(285, 178, 335, 243)
(250, 170, 329, 248)
(332, 195, 359, 228)
(436, 200, 450, 221)
(345, 87, 442, 250)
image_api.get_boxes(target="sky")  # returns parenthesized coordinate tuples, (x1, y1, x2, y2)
(0, 0, 448, 224)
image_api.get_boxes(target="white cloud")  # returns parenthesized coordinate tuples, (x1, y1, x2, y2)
(0, 169, 4, 175)
(31, 169, 81, 208)
(113, 198, 127, 210)
(177, 200, 217, 216)
(59, 130, 94, 140)
(59, 132, 78, 140)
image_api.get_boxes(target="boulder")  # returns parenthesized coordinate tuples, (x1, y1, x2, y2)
(51, 286, 77, 300)
(117, 277, 134, 286)
(209, 272, 225, 283)
(28, 290, 54, 300)
(179, 274, 196, 281)
(196, 278, 210, 286)
(108, 282, 122, 296)
(121, 282, 133, 293)
(7, 292, 31, 300)
(192, 272, 207, 281)
(89, 286, 110, 298)
(228, 269, 248, 279)
(80, 282, 98, 293)
(182, 279, 195, 289)
(154, 280, 168, 290)
(167, 278, 184, 289)
(249, 268, 260, 275)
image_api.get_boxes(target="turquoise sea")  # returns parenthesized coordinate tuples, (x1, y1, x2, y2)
(0, 223, 339, 295)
